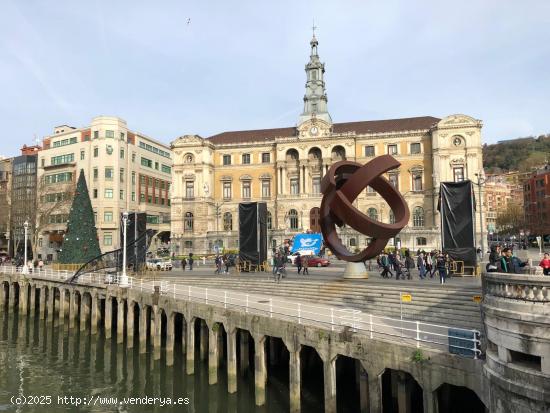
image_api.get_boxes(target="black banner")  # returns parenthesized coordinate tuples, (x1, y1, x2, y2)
(438, 181, 477, 266)
(239, 202, 267, 265)
(120, 212, 148, 271)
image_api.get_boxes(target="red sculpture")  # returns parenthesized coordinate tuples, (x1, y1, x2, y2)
(320, 155, 410, 262)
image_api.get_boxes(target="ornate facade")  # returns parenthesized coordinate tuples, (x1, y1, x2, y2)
(170, 36, 484, 255)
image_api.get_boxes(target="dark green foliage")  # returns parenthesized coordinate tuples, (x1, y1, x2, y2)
(483, 135, 550, 172)
(58, 169, 101, 264)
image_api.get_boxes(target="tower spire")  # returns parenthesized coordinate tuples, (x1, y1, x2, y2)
(298, 30, 331, 125)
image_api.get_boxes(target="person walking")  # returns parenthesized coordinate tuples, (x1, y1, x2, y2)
(404, 250, 414, 280)
(224, 254, 230, 274)
(417, 252, 427, 279)
(539, 252, 550, 275)
(302, 256, 309, 275)
(181, 257, 187, 271)
(188, 253, 194, 271)
(295, 253, 302, 275)
(274, 253, 284, 283)
(436, 252, 448, 284)
(379, 253, 392, 278)
(214, 255, 221, 274)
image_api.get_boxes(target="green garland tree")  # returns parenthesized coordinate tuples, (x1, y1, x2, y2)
(58, 169, 101, 264)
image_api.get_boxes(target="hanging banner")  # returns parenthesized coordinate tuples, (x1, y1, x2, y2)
(290, 233, 323, 255)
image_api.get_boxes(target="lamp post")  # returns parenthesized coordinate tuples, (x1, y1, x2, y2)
(474, 173, 486, 256)
(119, 211, 129, 287)
(22, 220, 29, 274)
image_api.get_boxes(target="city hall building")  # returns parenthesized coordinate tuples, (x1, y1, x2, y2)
(170, 36, 485, 255)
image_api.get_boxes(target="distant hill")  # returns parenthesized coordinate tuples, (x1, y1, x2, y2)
(483, 134, 550, 173)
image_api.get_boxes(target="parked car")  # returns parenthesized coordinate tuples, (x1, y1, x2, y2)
(147, 259, 173, 271)
(306, 255, 330, 267)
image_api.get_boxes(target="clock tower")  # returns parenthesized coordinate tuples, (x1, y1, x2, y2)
(298, 32, 332, 127)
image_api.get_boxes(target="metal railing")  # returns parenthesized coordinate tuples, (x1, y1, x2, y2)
(0, 265, 482, 358)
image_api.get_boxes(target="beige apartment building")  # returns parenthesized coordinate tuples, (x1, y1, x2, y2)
(37, 116, 172, 261)
(170, 35, 485, 255)
(484, 174, 524, 234)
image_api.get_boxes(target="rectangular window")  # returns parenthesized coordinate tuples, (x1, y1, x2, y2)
(242, 181, 251, 198)
(120, 168, 124, 182)
(389, 173, 399, 189)
(80, 150, 85, 160)
(185, 181, 194, 199)
(261, 153, 270, 163)
(242, 153, 251, 164)
(93, 168, 98, 180)
(148, 195, 153, 203)
(223, 155, 231, 165)
(141, 157, 153, 168)
(261, 180, 271, 198)
(312, 177, 321, 194)
(103, 233, 112, 246)
(120, 132, 125, 140)
(223, 182, 232, 199)
(104, 188, 113, 198)
(410, 143, 421, 154)
(453, 167, 465, 182)
(93, 131, 99, 139)
(131, 172, 136, 185)
(412, 172, 423, 191)
(44, 172, 73, 184)
(120, 190, 124, 200)
(106, 130, 114, 138)
(93, 189, 98, 198)
(105, 167, 114, 180)
(290, 178, 299, 195)
(93, 147, 99, 157)
(140, 193, 145, 203)
(364, 146, 375, 157)
(154, 162, 159, 170)
(51, 153, 74, 165)
(41, 158, 45, 167)
(104, 211, 113, 222)
(131, 192, 135, 201)
(120, 149, 124, 159)
(132, 153, 136, 162)
(387, 144, 398, 155)
(161, 164, 171, 174)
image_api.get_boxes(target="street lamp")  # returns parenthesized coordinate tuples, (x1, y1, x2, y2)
(21, 220, 29, 275)
(474, 173, 486, 256)
(119, 211, 129, 287)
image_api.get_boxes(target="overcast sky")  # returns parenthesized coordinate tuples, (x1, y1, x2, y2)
(1, 0, 549, 156)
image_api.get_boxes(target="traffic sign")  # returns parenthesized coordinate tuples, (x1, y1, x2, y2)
(473, 295, 482, 303)
(401, 293, 412, 303)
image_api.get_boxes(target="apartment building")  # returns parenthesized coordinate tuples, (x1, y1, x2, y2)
(37, 116, 172, 261)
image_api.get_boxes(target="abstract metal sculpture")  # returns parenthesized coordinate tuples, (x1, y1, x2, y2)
(320, 155, 410, 262)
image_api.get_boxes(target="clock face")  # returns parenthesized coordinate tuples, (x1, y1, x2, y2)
(453, 137, 462, 146)
(310, 126, 319, 135)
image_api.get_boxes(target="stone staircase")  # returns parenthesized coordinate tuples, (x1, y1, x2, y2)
(169, 275, 484, 332)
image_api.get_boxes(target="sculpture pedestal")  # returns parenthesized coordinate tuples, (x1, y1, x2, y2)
(343, 262, 369, 279)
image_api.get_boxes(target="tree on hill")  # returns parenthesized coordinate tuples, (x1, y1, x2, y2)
(483, 134, 550, 172)
(58, 169, 101, 264)
(495, 202, 525, 236)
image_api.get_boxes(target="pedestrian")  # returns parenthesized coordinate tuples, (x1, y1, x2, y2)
(302, 256, 309, 275)
(181, 257, 187, 271)
(499, 248, 526, 274)
(404, 250, 414, 280)
(539, 252, 550, 275)
(188, 253, 194, 271)
(38, 259, 44, 270)
(274, 253, 284, 283)
(436, 252, 448, 284)
(214, 255, 221, 274)
(379, 252, 393, 278)
(295, 252, 302, 274)
(476, 247, 483, 262)
(417, 252, 426, 279)
(224, 254, 230, 274)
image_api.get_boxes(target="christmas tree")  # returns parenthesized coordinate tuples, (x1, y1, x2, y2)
(58, 169, 101, 264)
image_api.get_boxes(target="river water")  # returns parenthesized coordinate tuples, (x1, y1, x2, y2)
(0, 312, 323, 413)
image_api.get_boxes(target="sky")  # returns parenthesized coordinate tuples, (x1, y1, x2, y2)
(1, 0, 549, 156)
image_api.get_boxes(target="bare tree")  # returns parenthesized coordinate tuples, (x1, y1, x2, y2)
(31, 177, 75, 261)
(496, 202, 525, 236)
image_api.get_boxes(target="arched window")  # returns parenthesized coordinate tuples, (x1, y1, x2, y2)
(331, 145, 346, 161)
(288, 209, 299, 230)
(413, 207, 425, 227)
(389, 210, 395, 224)
(349, 238, 357, 247)
(184, 212, 193, 232)
(310, 207, 320, 232)
(416, 237, 427, 246)
(184, 153, 194, 163)
(267, 211, 272, 230)
(367, 208, 378, 221)
(223, 212, 232, 231)
(286, 149, 299, 162)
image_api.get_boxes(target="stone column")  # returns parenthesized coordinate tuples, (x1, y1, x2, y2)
(423, 388, 436, 413)
(126, 301, 134, 348)
(269, 337, 278, 366)
(104, 297, 112, 338)
(38, 287, 45, 320)
(186, 318, 195, 375)
(240, 330, 250, 373)
(90, 294, 98, 334)
(397, 371, 412, 413)
(0, 282, 5, 310)
(153, 307, 162, 360)
(323, 357, 337, 413)
(367, 372, 382, 413)
(166, 313, 175, 366)
(208, 322, 219, 385)
(289, 348, 301, 413)
(117, 298, 124, 344)
(139, 305, 147, 353)
(58, 289, 65, 324)
(227, 327, 237, 394)
(29, 284, 36, 316)
(253, 334, 267, 406)
(19, 282, 28, 316)
(68, 291, 77, 329)
(200, 320, 208, 361)
(357, 362, 369, 413)
(80, 293, 89, 331)
(8, 282, 14, 313)
(47, 286, 55, 323)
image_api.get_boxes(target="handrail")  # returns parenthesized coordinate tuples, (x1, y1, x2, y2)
(0, 265, 482, 358)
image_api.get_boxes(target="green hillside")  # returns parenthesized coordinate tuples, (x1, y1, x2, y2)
(483, 134, 550, 172)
